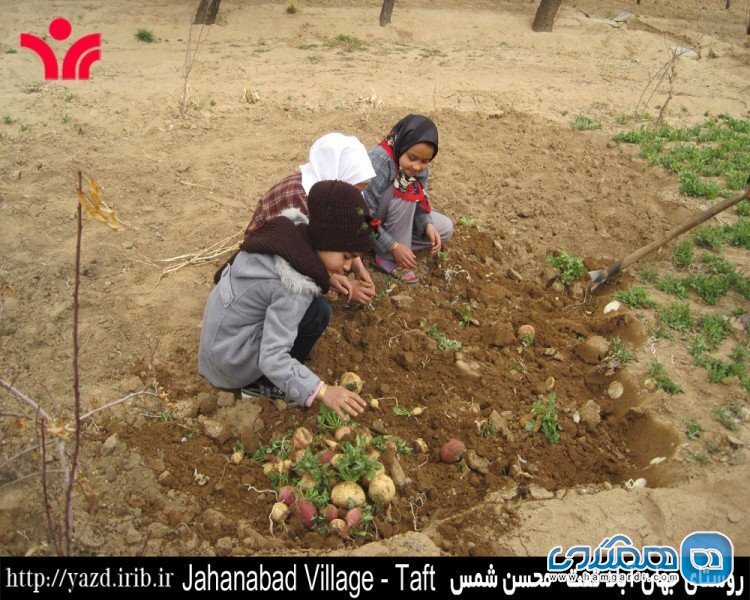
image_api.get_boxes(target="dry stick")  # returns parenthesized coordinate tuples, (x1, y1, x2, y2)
(80, 391, 158, 421)
(63, 172, 85, 556)
(0, 441, 53, 471)
(0, 470, 67, 492)
(37, 412, 62, 556)
(0, 379, 69, 489)
(179, 4, 211, 119)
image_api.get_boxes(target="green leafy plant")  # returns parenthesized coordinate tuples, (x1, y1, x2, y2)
(135, 29, 155, 43)
(317, 404, 348, 433)
(20, 124, 29, 132)
(372, 435, 413, 455)
(333, 437, 381, 482)
(672, 240, 695, 267)
(479, 423, 498, 437)
(693, 226, 725, 250)
(458, 216, 476, 227)
(325, 34, 367, 53)
(3, 116, 13, 125)
(657, 303, 693, 334)
(573, 114, 601, 131)
(684, 419, 702, 440)
(613, 286, 656, 308)
(392, 406, 414, 419)
(525, 392, 562, 443)
(656, 275, 689, 299)
(546, 252, 586, 285)
(687, 273, 731, 305)
(649, 359, 683, 394)
(520, 332, 534, 348)
(639, 264, 660, 284)
(713, 403, 743, 432)
(286, 4, 298, 13)
(420, 321, 462, 351)
(608, 337, 634, 367)
(459, 305, 472, 329)
(695, 356, 744, 384)
(251, 435, 291, 462)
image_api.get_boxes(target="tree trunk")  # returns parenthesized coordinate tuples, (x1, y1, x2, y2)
(532, 0, 563, 32)
(194, 0, 221, 25)
(380, 0, 395, 27)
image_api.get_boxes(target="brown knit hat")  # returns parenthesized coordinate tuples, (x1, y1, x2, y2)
(307, 180, 374, 253)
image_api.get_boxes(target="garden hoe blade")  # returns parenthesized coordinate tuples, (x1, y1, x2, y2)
(589, 182, 750, 293)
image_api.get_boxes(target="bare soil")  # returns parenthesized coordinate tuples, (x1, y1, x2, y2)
(0, 0, 748, 557)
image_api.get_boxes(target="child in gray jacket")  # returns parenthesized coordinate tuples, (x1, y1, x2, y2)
(199, 181, 373, 419)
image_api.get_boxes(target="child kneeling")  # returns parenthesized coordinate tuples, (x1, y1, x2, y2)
(199, 180, 372, 418)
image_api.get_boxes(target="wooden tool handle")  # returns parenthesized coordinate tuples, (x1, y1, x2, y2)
(619, 185, 750, 272)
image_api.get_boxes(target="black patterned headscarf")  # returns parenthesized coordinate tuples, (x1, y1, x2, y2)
(379, 114, 439, 213)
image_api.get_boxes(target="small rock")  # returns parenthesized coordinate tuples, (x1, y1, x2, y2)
(217, 391, 235, 408)
(541, 267, 558, 287)
(580, 400, 602, 426)
(489, 484, 518, 502)
(119, 376, 143, 394)
(507, 268, 523, 282)
(125, 526, 143, 545)
(122, 241, 134, 250)
(672, 46, 698, 60)
(216, 537, 234, 556)
(395, 352, 417, 369)
(198, 392, 217, 415)
(145, 457, 166, 472)
(551, 281, 565, 293)
(528, 484, 554, 500)
(371, 419, 388, 435)
(200, 417, 231, 444)
(726, 434, 743, 448)
(274, 399, 287, 411)
(517, 205, 535, 218)
(414, 438, 428, 454)
(172, 399, 199, 420)
(11, 170, 21, 181)
(570, 283, 585, 301)
(574, 336, 610, 365)
(158, 471, 175, 487)
(202, 508, 230, 531)
(488, 323, 515, 348)
(465, 450, 490, 475)
(390, 293, 414, 309)
(102, 433, 124, 456)
(455, 359, 481, 379)
(727, 509, 743, 524)
(613, 10, 633, 23)
(147, 522, 171, 539)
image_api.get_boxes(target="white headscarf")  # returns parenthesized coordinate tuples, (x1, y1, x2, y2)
(299, 132, 376, 195)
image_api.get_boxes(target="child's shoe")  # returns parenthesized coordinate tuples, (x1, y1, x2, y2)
(241, 376, 285, 400)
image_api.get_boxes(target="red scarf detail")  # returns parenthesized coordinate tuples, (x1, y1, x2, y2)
(379, 140, 432, 214)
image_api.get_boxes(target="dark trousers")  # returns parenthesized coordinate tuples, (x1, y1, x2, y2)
(290, 295, 331, 362)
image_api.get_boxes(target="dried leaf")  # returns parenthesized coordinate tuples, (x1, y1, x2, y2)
(76, 176, 123, 230)
(46, 419, 72, 441)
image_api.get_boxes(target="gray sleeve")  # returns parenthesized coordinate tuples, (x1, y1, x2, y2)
(413, 169, 433, 237)
(258, 290, 322, 407)
(363, 147, 397, 255)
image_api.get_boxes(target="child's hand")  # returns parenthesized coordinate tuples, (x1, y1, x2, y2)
(425, 224, 441, 255)
(322, 386, 367, 419)
(352, 257, 374, 287)
(329, 273, 353, 297)
(348, 280, 376, 305)
(392, 243, 417, 270)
